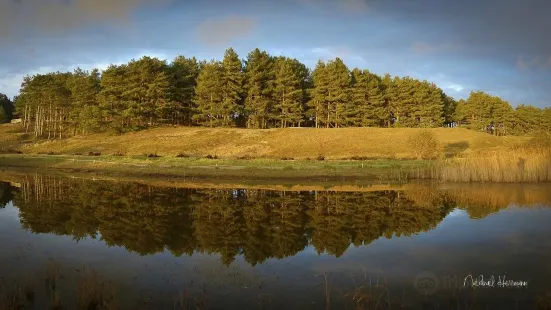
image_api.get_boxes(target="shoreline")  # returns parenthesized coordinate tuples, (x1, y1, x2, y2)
(0, 154, 431, 184)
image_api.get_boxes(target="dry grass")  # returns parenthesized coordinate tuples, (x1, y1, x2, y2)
(435, 146, 551, 182)
(0, 124, 530, 160)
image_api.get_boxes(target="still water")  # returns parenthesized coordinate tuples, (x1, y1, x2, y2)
(1, 174, 551, 309)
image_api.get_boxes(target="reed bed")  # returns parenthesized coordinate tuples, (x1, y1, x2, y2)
(434, 146, 551, 183)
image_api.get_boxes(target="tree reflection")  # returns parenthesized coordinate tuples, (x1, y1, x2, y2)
(6, 175, 547, 266)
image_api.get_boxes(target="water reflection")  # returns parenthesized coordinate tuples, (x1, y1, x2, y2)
(1, 174, 551, 309)
(7, 175, 460, 265)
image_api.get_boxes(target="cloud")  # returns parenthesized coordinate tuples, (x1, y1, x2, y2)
(0, 0, 171, 39)
(411, 41, 459, 54)
(371, 0, 551, 64)
(341, 0, 369, 12)
(196, 16, 256, 47)
(298, 0, 369, 13)
(515, 55, 551, 72)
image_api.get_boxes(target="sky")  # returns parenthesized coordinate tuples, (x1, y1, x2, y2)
(0, 0, 550, 107)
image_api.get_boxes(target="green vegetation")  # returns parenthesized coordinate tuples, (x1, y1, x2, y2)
(0, 93, 14, 123)
(5, 47, 549, 140)
(0, 154, 430, 182)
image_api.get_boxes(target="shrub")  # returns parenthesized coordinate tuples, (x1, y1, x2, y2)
(205, 155, 218, 159)
(407, 130, 441, 159)
(348, 156, 371, 161)
(237, 155, 253, 160)
(176, 153, 191, 158)
(112, 152, 124, 157)
(88, 152, 101, 156)
(146, 153, 160, 158)
(280, 157, 294, 160)
(316, 155, 325, 161)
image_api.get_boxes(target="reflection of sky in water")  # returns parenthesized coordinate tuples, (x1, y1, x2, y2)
(1, 183, 551, 309)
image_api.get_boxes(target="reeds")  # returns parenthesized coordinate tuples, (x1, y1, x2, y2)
(435, 146, 551, 182)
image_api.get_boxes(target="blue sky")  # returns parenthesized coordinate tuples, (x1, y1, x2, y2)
(0, 0, 550, 107)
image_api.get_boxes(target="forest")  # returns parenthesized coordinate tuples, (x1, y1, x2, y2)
(1, 47, 550, 137)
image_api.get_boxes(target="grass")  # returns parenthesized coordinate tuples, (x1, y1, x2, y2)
(0, 123, 530, 159)
(434, 146, 551, 182)
(0, 153, 433, 182)
(3, 123, 548, 183)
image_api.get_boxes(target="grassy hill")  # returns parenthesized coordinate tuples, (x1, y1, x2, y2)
(0, 123, 530, 159)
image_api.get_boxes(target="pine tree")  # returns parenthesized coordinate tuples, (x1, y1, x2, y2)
(273, 57, 305, 128)
(380, 74, 395, 127)
(67, 68, 101, 135)
(310, 60, 329, 128)
(324, 58, 351, 128)
(243, 49, 275, 129)
(99, 64, 131, 133)
(193, 61, 224, 127)
(0, 93, 14, 122)
(169, 56, 200, 126)
(221, 48, 244, 127)
(417, 82, 444, 128)
(512, 105, 543, 134)
(0, 105, 7, 123)
(347, 68, 365, 127)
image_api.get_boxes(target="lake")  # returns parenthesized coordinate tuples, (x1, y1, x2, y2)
(1, 173, 551, 309)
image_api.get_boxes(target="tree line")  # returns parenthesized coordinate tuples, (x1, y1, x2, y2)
(4, 47, 551, 137)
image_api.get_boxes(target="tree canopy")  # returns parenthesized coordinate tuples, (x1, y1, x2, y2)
(5, 47, 549, 138)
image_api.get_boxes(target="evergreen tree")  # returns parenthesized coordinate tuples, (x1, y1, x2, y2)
(273, 57, 306, 127)
(381, 74, 396, 127)
(243, 49, 275, 129)
(310, 60, 329, 128)
(324, 58, 351, 128)
(99, 64, 130, 133)
(0, 93, 14, 122)
(67, 68, 102, 135)
(169, 56, 200, 126)
(0, 105, 7, 123)
(512, 104, 543, 134)
(193, 61, 225, 127)
(221, 48, 244, 127)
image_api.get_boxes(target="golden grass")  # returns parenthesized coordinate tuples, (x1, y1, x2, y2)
(0, 124, 530, 159)
(435, 146, 551, 182)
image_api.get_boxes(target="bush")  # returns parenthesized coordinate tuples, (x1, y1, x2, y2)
(237, 155, 253, 160)
(112, 152, 124, 157)
(205, 155, 218, 159)
(146, 153, 160, 158)
(176, 153, 191, 158)
(316, 155, 325, 161)
(407, 130, 441, 159)
(348, 156, 371, 161)
(88, 152, 101, 156)
(280, 156, 294, 160)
